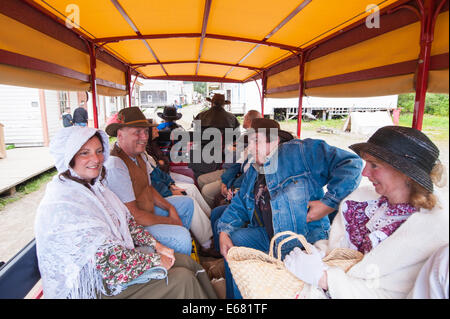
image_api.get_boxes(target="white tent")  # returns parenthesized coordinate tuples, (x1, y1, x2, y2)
(343, 111, 393, 136)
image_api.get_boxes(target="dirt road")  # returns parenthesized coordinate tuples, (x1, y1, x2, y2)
(1, 104, 448, 263)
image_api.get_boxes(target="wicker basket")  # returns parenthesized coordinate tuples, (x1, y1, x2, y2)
(227, 231, 363, 299)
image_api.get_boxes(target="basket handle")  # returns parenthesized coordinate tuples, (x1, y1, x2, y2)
(269, 231, 313, 261)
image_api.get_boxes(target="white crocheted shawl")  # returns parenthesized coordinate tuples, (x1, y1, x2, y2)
(35, 127, 134, 299)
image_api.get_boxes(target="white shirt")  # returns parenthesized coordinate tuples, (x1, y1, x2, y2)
(104, 152, 153, 204)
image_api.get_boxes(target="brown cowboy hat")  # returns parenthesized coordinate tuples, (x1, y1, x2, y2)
(206, 93, 231, 106)
(105, 107, 156, 137)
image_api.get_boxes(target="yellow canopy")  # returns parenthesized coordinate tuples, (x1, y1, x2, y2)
(0, 0, 448, 97)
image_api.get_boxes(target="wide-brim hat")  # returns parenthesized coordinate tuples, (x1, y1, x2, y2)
(248, 118, 285, 141)
(105, 107, 156, 137)
(206, 93, 231, 105)
(349, 125, 440, 192)
(157, 106, 182, 121)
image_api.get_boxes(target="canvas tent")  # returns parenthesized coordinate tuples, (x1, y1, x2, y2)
(0, 0, 448, 135)
(343, 111, 394, 135)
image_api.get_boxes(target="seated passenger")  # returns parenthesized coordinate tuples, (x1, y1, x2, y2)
(156, 105, 183, 132)
(155, 106, 184, 152)
(189, 93, 241, 178)
(145, 123, 220, 258)
(210, 128, 295, 252)
(146, 121, 195, 184)
(280, 126, 448, 299)
(103, 107, 205, 256)
(35, 126, 216, 299)
(198, 110, 263, 207)
(218, 118, 364, 298)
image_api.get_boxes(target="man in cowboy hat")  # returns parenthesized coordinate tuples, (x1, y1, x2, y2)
(189, 93, 241, 178)
(155, 105, 184, 150)
(103, 107, 211, 256)
(156, 105, 183, 131)
(194, 93, 239, 130)
(216, 118, 364, 298)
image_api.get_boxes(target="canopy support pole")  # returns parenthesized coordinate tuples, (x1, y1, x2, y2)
(296, 53, 306, 138)
(87, 41, 99, 129)
(412, 0, 446, 130)
(126, 67, 132, 107)
(130, 74, 138, 107)
(261, 71, 267, 117)
(253, 70, 267, 117)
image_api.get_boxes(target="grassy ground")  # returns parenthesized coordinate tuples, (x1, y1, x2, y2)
(398, 113, 449, 141)
(0, 168, 57, 210)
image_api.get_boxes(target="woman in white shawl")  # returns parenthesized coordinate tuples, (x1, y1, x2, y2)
(281, 126, 448, 299)
(35, 126, 216, 299)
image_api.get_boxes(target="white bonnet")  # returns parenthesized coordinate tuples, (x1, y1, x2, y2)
(49, 126, 110, 173)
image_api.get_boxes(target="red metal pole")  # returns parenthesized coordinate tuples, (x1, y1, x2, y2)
(261, 71, 267, 117)
(296, 53, 306, 138)
(412, 0, 445, 130)
(126, 67, 132, 107)
(87, 42, 99, 128)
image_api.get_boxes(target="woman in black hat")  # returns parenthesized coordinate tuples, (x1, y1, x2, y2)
(281, 125, 448, 299)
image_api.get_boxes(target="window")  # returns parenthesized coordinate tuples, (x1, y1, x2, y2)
(140, 90, 167, 106)
(58, 91, 69, 115)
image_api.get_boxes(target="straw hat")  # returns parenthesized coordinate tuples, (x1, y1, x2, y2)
(349, 125, 440, 192)
(105, 107, 156, 137)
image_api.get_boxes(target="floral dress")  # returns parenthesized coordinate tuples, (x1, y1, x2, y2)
(342, 196, 417, 254)
(95, 217, 161, 287)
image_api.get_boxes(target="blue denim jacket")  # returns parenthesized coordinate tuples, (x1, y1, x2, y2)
(149, 163, 174, 197)
(217, 138, 363, 246)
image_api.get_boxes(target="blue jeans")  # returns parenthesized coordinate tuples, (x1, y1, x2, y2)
(145, 196, 194, 256)
(74, 122, 87, 127)
(210, 205, 228, 252)
(224, 227, 271, 299)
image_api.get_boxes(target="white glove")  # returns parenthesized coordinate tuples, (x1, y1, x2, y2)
(283, 246, 328, 287)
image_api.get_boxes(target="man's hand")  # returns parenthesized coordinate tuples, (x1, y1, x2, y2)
(226, 189, 234, 201)
(219, 232, 234, 261)
(306, 200, 335, 223)
(168, 205, 183, 226)
(221, 183, 228, 197)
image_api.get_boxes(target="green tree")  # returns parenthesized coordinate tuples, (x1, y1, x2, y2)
(193, 82, 207, 96)
(397, 93, 449, 116)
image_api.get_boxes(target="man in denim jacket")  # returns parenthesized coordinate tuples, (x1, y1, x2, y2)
(217, 118, 363, 298)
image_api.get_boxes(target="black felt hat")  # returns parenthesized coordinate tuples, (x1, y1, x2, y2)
(349, 125, 440, 192)
(157, 106, 182, 121)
